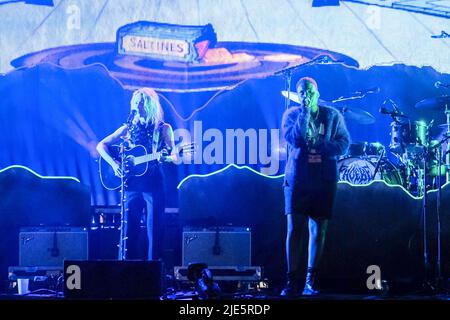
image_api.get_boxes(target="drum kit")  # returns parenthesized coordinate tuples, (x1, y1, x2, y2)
(281, 90, 450, 196)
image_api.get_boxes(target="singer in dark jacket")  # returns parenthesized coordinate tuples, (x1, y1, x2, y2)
(281, 77, 350, 296)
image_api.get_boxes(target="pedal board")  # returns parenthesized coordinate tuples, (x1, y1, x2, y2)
(174, 266, 262, 281)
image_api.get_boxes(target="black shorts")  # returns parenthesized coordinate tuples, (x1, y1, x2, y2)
(284, 183, 337, 219)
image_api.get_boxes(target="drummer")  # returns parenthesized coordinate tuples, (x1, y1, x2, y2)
(280, 77, 351, 296)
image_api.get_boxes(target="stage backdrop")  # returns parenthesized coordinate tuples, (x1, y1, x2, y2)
(1, 1, 449, 206)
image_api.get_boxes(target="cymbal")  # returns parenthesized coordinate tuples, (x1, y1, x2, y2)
(337, 106, 375, 125)
(281, 91, 375, 124)
(281, 91, 343, 107)
(281, 90, 300, 104)
(415, 96, 450, 110)
(281, 91, 343, 106)
(437, 124, 450, 135)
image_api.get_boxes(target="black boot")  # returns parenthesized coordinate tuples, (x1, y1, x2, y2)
(302, 268, 319, 296)
(280, 272, 299, 297)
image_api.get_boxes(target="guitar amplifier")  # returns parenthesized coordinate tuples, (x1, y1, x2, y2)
(19, 227, 88, 267)
(182, 227, 251, 267)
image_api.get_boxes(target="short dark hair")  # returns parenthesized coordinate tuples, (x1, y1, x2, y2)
(296, 77, 318, 92)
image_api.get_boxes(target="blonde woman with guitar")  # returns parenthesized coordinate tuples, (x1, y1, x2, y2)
(97, 87, 176, 261)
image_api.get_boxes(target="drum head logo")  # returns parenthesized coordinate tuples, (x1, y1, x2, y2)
(339, 158, 376, 184)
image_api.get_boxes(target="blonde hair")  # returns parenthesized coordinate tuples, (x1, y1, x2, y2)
(130, 87, 164, 126)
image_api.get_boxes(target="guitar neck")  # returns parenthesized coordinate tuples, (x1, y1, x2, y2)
(134, 151, 161, 165)
(133, 145, 185, 165)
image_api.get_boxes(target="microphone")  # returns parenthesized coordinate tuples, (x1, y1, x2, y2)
(379, 102, 408, 118)
(435, 81, 450, 89)
(127, 109, 137, 124)
(392, 102, 401, 114)
(389, 98, 404, 116)
(379, 107, 408, 118)
(379, 106, 390, 115)
(379, 99, 390, 114)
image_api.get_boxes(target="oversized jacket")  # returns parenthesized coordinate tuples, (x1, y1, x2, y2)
(282, 105, 351, 189)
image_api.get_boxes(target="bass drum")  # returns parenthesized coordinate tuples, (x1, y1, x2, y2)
(337, 156, 403, 186)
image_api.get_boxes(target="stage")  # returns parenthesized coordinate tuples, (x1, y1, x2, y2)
(0, 1, 449, 312)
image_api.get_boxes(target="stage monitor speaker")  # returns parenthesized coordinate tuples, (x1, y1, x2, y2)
(19, 227, 88, 267)
(64, 260, 163, 299)
(182, 227, 251, 267)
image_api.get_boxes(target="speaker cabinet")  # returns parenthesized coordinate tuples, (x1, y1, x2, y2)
(19, 227, 88, 267)
(182, 227, 251, 267)
(64, 260, 162, 299)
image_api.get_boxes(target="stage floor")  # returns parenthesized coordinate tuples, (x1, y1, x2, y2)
(1, 291, 449, 301)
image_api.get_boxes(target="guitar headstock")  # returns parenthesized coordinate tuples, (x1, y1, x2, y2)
(178, 142, 197, 156)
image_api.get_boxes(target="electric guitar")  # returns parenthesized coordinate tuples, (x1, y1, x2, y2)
(99, 143, 195, 190)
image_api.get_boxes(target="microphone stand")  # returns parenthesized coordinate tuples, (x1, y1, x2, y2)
(117, 114, 136, 261)
(381, 105, 436, 290)
(421, 144, 433, 291)
(428, 99, 450, 293)
(420, 121, 443, 293)
(429, 133, 450, 293)
(330, 89, 378, 104)
(445, 106, 450, 182)
(118, 142, 128, 260)
(371, 148, 385, 180)
(277, 55, 341, 111)
(284, 70, 292, 111)
(436, 141, 442, 289)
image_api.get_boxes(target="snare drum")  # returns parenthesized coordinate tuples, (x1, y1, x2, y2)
(347, 142, 367, 157)
(366, 142, 385, 156)
(389, 121, 427, 154)
(337, 156, 402, 185)
(345, 142, 385, 158)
